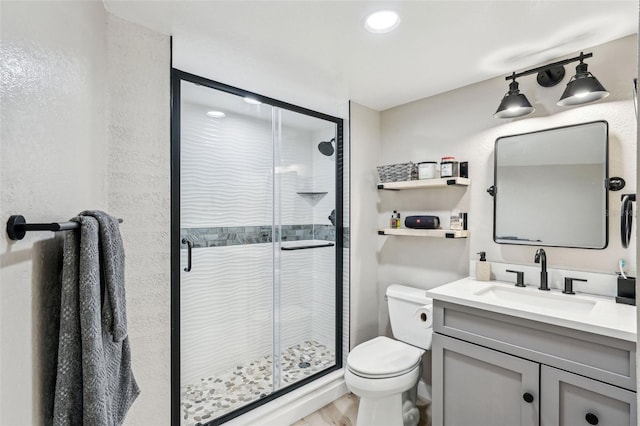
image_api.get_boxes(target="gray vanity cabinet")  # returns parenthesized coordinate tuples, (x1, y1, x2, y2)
(432, 334, 539, 426)
(540, 366, 636, 426)
(431, 301, 637, 426)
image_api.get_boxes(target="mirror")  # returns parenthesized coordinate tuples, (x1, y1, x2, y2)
(493, 121, 608, 249)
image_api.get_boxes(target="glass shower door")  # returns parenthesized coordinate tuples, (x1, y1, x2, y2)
(172, 70, 343, 425)
(273, 107, 338, 391)
(179, 80, 276, 423)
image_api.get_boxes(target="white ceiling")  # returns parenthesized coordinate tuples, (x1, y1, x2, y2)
(104, 1, 638, 111)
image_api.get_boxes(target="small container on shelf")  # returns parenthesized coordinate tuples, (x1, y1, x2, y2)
(450, 209, 463, 230)
(440, 156, 459, 178)
(418, 161, 438, 179)
(390, 211, 401, 228)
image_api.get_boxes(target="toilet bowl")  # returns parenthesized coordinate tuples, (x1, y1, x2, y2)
(345, 285, 432, 426)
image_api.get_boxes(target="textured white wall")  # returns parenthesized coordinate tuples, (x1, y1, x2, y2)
(0, 4, 171, 424)
(106, 14, 171, 425)
(0, 2, 108, 423)
(378, 35, 638, 335)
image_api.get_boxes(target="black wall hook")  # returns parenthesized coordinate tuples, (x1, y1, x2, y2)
(608, 177, 626, 191)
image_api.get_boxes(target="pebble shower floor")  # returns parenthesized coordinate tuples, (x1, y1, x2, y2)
(181, 340, 335, 425)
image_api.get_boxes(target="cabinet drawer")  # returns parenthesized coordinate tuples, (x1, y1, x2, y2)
(541, 366, 636, 426)
(434, 301, 636, 391)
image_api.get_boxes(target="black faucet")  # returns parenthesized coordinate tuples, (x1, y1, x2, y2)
(534, 248, 549, 291)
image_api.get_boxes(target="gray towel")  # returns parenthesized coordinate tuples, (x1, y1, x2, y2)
(53, 210, 139, 425)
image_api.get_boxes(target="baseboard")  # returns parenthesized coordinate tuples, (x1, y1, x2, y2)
(227, 370, 348, 426)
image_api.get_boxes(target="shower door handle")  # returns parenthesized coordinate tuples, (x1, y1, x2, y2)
(182, 238, 193, 272)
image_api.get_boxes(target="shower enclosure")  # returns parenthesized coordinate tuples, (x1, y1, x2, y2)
(171, 70, 344, 425)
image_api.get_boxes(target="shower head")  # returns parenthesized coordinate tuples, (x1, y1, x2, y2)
(318, 138, 335, 156)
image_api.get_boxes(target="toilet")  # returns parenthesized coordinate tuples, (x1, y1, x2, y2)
(345, 284, 433, 426)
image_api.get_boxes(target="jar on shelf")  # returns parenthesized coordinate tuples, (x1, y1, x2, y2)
(418, 161, 438, 179)
(440, 156, 459, 178)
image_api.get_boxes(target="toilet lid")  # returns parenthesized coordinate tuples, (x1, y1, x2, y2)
(347, 336, 423, 378)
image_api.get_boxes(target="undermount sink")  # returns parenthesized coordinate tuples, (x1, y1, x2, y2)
(473, 285, 597, 312)
(425, 277, 636, 342)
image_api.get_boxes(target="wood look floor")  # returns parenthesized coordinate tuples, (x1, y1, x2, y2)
(291, 393, 431, 426)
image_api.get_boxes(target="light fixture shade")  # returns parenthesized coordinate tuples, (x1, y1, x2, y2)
(557, 61, 609, 107)
(494, 81, 535, 119)
(557, 73, 609, 106)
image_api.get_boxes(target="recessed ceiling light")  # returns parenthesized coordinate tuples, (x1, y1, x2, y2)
(244, 97, 262, 105)
(206, 110, 226, 118)
(364, 10, 400, 34)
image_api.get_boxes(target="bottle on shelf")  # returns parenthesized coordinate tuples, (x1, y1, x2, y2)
(450, 209, 463, 230)
(390, 210, 401, 228)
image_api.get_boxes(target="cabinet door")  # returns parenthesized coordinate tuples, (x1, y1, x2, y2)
(432, 334, 539, 426)
(541, 366, 637, 426)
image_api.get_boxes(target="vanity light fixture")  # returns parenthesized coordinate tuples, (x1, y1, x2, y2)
(557, 53, 609, 106)
(494, 73, 535, 119)
(494, 52, 609, 119)
(206, 110, 226, 118)
(364, 10, 400, 33)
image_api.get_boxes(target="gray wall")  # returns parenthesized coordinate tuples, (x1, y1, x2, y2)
(377, 35, 638, 336)
(349, 102, 381, 348)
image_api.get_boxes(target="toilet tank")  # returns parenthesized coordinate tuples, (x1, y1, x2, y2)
(386, 284, 433, 350)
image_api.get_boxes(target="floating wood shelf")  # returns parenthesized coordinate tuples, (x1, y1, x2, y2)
(378, 228, 469, 239)
(378, 177, 470, 190)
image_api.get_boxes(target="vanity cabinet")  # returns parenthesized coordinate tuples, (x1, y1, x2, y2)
(432, 301, 637, 426)
(541, 366, 636, 426)
(433, 335, 538, 426)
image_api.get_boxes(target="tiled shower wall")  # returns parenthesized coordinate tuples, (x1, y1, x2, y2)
(180, 224, 337, 248)
(180, 100, 340, 385)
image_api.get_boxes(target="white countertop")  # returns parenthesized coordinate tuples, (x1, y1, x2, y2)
(426, 277, 637, 342)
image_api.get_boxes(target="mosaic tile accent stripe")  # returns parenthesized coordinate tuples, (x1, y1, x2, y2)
(181, 340, 335, 425)
(181, 225, 350, 248)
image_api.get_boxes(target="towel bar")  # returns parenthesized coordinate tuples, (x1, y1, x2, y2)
(281, 242, 335, 251)
(6, 215, 124, 241)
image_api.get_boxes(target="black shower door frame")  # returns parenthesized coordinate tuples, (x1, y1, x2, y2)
(170, 68, 344, 425)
